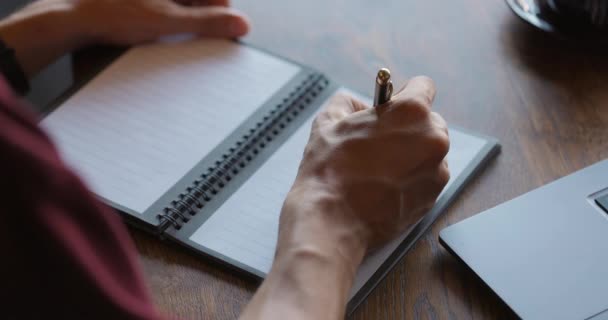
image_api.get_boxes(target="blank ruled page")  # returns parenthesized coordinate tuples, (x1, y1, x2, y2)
(42, 39, 300, 214)
(189, 89, 489, 293)
(189, 109, 313, 272)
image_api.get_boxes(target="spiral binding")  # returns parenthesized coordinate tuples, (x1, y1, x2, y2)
(157, 73, 330, 231)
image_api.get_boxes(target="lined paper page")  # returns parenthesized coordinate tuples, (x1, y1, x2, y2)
(189, 89, 489, 292)
(190, 109, 311, 271)
(42, 39, 300, 214)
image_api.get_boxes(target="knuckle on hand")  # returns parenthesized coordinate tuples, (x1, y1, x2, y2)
(312, 115, 325, 129)
(389, 97, 430, 124)
(407, 95, 432, 112)
(437, 162, 451, 186)
(426, 129, 450, 159)
(429, 112, 448, 132)
(334, 118, 352, 134)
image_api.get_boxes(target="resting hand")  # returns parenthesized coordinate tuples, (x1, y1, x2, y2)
(67, 0, 249, 45)
(0, 0, 249, 76)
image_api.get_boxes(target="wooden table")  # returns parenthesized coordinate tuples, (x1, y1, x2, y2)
(74, 0, 608, 318)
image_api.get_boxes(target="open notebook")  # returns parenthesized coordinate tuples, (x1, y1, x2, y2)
(41, 39, 499, 315)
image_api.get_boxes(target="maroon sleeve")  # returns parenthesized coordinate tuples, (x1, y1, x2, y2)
(0, 77, 162, 320)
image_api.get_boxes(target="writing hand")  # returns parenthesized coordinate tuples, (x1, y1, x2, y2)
(242, 76, 450, 320)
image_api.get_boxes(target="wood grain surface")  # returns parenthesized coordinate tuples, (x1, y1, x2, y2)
(72, 0, 608, 319)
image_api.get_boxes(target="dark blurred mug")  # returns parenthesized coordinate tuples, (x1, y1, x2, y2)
(548, 0, 608, 28)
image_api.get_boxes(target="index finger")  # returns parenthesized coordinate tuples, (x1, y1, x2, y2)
(392, 75, 436, 107)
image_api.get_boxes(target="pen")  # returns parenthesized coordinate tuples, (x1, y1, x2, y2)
(373, 68, 393, 107)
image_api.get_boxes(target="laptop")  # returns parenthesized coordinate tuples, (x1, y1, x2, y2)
(440, 159, 608, 320)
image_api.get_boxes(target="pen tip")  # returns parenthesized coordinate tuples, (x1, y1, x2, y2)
(377, 68, 391, 84)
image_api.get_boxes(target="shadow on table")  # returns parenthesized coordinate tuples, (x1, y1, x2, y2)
(432, 248, 520, 320)
(502, 15, 608, 78)
(501, 15, 608, 109)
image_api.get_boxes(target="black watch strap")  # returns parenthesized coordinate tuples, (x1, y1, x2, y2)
(0, 38, 30, 96)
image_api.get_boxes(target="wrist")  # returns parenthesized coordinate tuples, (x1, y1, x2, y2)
(247, 181, 368, 319)
(278, 178, 368, 278)
(242, 241, 363, 320)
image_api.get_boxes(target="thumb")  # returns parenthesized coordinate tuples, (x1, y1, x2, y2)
(161, 6, 250, 38)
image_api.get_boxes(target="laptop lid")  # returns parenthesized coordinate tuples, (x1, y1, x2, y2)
(440, 159, 608, 320)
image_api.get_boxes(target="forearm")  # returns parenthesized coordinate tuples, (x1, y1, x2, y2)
(0, 1, 83, 76)
(240, 182, 367, 320)
(241, 250, 361, 320)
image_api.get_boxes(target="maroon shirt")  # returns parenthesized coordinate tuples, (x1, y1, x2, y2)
(0, 77, 161, 319)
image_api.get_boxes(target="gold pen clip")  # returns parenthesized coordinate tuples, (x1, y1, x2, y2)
(373, 68, 393, 107)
